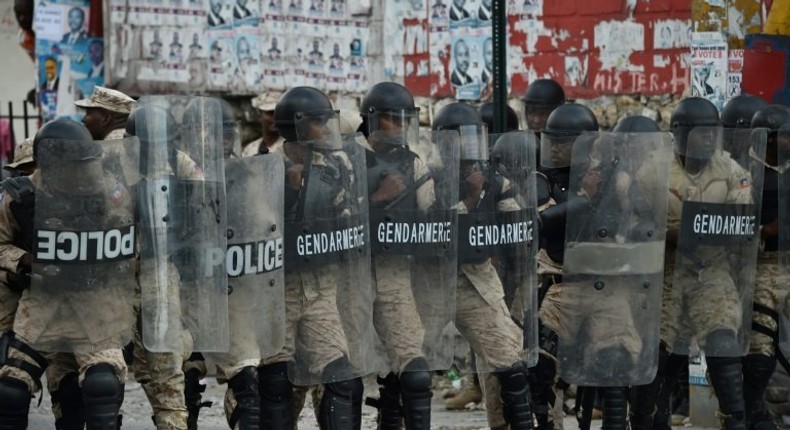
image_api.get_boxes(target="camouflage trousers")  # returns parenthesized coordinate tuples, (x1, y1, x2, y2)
(661, 258, 742, 354)
(749, 252, 785, 357)
(0, 282, 20, 332)
(372, 255, 426, 373)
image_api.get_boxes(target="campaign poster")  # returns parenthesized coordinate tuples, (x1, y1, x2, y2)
(691, 32, 728, 110)
(727, 49, 744, 100)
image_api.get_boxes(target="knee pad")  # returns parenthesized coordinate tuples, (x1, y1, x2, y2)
(52, 373, 86, 430)
(321, 356, 355, 383)
(705, 329, 740, 356)
(82, 364, 123, 430)
(400, 357, 431, 397)
(0, 376, 31, 429)
(496, 362, 534, 430)
(227, 367, 260, 430)
(497, 361, 529, 393)
(320, 379, 357, 430)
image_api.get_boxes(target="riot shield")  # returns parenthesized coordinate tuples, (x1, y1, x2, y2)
(223, 154, 285, 359)
(137, 96, 229, 353)
(489, 131, 540, 368)
(671, 127, 766, 357)
(555, 131, 673, 386)
(283, 111, 374, 385)
(777, 126, 790, 355)
(366, 129, 459, 372)
(28, 138, 139, 353)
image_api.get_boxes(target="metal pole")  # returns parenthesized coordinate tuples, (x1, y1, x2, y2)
(492, 0, 507, 134)
(23, 100, 30, 138)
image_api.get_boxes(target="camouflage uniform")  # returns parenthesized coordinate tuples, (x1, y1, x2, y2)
(661, 153, 752, 351)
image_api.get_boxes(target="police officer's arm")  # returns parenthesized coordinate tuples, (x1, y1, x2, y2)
(496, 177, 520, 212)
(0, 196, 29, 275)
(414, 157, 436, 211)
(725, 159, 754, 205)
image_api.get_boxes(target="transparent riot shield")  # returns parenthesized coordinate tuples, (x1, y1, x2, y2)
(671, 127, 766, 358)
(777, 126, 790, 356)
(366, 129, 459, 372)
(556, 131, 673, 386)
(489, 131, 539, 367)
(223, 154, 285, 360)
(137, 96, 229, 353)
(283, 112, 374, 385)
(28, 138, 139, 353)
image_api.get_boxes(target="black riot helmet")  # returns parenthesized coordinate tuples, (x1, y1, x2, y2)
(539, 103, 598, 168)
(521, 79, 565, 109)
(479, 102, 520, 133)
(491, 132, 532, 181)
(751, 105, 790, 131)
(613, 115, 661, 133)
(274, 86, 336, 143)
(433, 102, 488, 160)
(359, 82, 419, 145)
(670, 97, 720, 156)
(34, 118, 93, 161)
(721, 95, 767, 129)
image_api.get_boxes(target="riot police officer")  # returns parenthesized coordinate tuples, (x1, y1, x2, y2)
(262, 86, 372, 430)
(358, 82, 440, 429)
(743, 105, 790, 430)
(433, 102, 534, 430)
(521, 78, 565, 141)
(721, 95, 768, 168)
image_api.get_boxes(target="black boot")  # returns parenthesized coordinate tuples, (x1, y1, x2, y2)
(184, 354, 211, 430)
(53, 373, 86, 430)
(350, 377, 363, 430)
(258, 362, 293, 430)
(227, 367, 261, 430)
(82, 364, 124, 430)
(0, 377, 31, 430)
(630, 346, 668, 430)
(400, 358, 431, 430)
(496, 361, 534, 430)
(317, 357, 356, 430)
(742, 354, 776, 430)
(600, 387, 628, 430)
(366, 373, 401, 430)
(707, 356, 746, 430)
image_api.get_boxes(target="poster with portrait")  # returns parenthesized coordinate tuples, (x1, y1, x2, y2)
(450, 33, 485, 100)
(33, 0, 91, 56)
(345, 19, 369, 93)
(207, 0, 234, 28)
(179, 0, 208, 26)
(165, 28, 190, 82)
(232, 28, 263, 93)
(38, 54, 63, 121)
(325, 23, 348, 92)
(231, 0, 259, 26)
(328, 0, 348, 18)
(690, 32, 727, 110)
(184, 27, 207, 60)
(512, 0, 542, 16)
(264, 0, 285, 15)
(262, 32, 287, 90)
(653, 19, 691, 50)
(207, 29, 236, 90)
(448, 0, 477, 29)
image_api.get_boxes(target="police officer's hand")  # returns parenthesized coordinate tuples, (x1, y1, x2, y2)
(465, 171, 485, 198)
(286, 164, 304, 190)
(19, 253, 33, 272)
(372, 174, 406, 204)
(581, 170, 601, 200)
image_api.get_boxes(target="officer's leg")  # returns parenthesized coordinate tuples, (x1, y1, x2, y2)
(706, 330, 746, 430)
(183, 353, 211, 430)
(629, 344, 668, 430)
(258, 362, 293, 429)
(82, 363, 124, 430)
(0, 332, 47, 429)
(51, 372, 86, 430)
(226, 366, 260, 430)
(367, 372, 401, 429)
(599, 386, 627, 430)
(494, 360, 533, 430)
(399, 357, 431, 430)
(742, 353, 776, 430)
(317, 357, 358, 430)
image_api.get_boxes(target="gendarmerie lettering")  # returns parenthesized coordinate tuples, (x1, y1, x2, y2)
(468, 221, 533, 247)
(376, 221, 452, 244)
(296, 224, 366, 256)
(692, 213, 755, 236)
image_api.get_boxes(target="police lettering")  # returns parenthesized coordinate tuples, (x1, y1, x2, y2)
(296, 224, 366, 256)
(692, 213, 755, 236)
(468, 221, 533, 247)
(227, 238, 284, 277)
(37, 226, 136, 263)
(377, 222, 452, 244)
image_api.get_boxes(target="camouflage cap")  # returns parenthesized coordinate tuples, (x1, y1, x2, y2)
(4, 137, 34, 170)
(251, 91, 281, 111)
(75, 86, 136, 115)
(338, 109, 362, 135)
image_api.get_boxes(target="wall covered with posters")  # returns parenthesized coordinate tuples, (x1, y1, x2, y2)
(103, 0, 773, 101)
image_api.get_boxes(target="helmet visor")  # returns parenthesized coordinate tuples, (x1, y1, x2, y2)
(368, 108, 420, 146)
(459, 125, 488, 161)
(540, 132, 576, 168)
(295, 110, 342, 150)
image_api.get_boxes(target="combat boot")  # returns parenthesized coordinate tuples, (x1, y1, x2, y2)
(366, 373, 401, 429)
(707, 356, 747, 430)
(496, 361, 534, 430)
(743, 354, 777, 430)
(444, 375, 481, 410)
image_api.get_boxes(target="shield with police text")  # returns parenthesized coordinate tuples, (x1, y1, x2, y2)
(489, 131, 540, 367)
(28, 137, 139, 353)
(366, 129, 460, 372)
(222, 154, 285, 359)
(137, 96, 229, 353)
(284, 111, 374, 385)
(670, 127, 766, 357)
(556, 131, 673, 386)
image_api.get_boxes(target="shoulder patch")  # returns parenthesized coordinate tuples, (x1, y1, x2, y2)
(739, 177, 749, 189)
